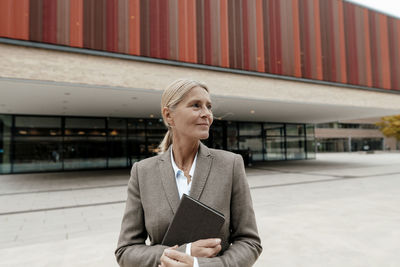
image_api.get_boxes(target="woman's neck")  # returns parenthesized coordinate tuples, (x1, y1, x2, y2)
(172, 138, 199, 172)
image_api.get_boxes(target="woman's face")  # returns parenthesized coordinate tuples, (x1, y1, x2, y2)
(168, 86, 213, 141)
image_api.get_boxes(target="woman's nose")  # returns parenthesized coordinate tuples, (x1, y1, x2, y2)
(200, 106, 212, 118)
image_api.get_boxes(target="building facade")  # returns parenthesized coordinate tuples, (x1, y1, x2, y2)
(1, 0, 400, 173)
(315, 118, 399, 152)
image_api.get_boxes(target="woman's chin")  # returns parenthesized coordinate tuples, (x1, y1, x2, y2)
(198, 133, 210, 140)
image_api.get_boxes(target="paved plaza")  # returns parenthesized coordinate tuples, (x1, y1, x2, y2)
(0, 152, 399, 267)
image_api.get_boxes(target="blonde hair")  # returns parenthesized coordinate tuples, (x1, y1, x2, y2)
(159, 78, 209, 153)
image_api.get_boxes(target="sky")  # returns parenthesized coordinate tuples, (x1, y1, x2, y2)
(347, 0, 400, 19)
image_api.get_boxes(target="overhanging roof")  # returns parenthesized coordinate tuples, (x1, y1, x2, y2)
(1, 77, 399, 124)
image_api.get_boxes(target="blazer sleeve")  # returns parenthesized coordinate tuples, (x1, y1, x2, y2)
(114, 163, 186, 267)
(198, 154, 263, 267)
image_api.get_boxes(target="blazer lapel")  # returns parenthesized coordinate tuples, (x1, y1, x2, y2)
(190, 142, 213, 200)
(158, 147, 180, 214)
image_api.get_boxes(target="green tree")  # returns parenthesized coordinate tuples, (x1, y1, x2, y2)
(376, 115, 400, 141)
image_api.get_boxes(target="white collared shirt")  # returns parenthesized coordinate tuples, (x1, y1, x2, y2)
(170, 147, 199, 267)
(171, 147, 197, 199)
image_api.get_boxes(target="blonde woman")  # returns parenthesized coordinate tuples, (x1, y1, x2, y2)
(115, 79, 262, 267)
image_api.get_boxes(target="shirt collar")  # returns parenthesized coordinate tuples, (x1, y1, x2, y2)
(170, 146, 198, 178)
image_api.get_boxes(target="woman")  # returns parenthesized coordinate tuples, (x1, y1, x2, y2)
(115, 79, 262, 267)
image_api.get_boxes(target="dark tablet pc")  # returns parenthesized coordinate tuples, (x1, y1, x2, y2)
(161, 194, 225, 246)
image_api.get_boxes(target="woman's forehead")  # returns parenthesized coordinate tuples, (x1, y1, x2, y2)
(184, 86, 211, 100)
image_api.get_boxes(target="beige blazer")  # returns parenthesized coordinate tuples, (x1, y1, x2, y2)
(115, 143, 262, 267)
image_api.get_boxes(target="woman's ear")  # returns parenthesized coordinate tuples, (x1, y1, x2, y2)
(162, 107, 174, 127)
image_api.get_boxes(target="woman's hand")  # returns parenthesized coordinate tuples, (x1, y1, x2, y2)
(159, 247, 194, 267)
(191, 238, 221, 258)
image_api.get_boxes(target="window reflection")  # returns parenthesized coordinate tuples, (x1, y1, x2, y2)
(108, 118, 128, 168)
(64, 118, 107, 170)
(264, 124, 285, 160)
(0, 115, 12, 174)
(0, 114, 316, 173)
(13, 116, 63, 172)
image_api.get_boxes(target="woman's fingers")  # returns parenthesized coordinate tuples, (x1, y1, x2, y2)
(165, 249, 192, 263)
(191, 238, 222, 257)
(195, 238, 221, 248)
(160, 249, 193, 267)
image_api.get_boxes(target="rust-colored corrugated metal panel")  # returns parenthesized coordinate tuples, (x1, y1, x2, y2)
(344, 2, 359, 86)
(203, 0, 212, 66)
(69, 0, 83, 47)
(106, 0, 118, 52)
(242, 0, 249, 70)
(319, 0, 335, 82)
(57, 0, 69, 45)
(187, 0, 197, 63)
(267, 0, 282, 75)
(2, 0, 400, 92)
(129, 0, 140, 56)
(14, 0, 30, 40)
(210, 0, 220, 66)
(42, 0, 57, 44)
(246, 0, 257, 71)
(159, 0, 170, 60)
(378, 14, 391, 90)
(280, 0, 295, 77)
(255, 0, 264, 73)
(354, 6, 365, 87)
(312, 0, 323, 80)
(0, 0, 13, 38)
(369, 11, 380, 89)
(29, 0, 43, 42)
(388, 18, 400, 90)
(227, 0, 236, 69)
(0, 0, 29, 40)
(220, 0, 229, 68)
(149, 0, 160, 58)
(234, 0, 244, 69)
(291, 0, 301, 78)
(195, 0, 204, 64)
(118, 0, 129, 54)
(169, 0, 178, 61)
(363, 8, 373, 87)
(262, 0, 270, 73)
(140, 0, 150, 57)
(178, 0, 187, 62)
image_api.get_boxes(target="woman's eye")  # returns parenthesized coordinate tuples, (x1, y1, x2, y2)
(192, 103, 200, 108)
(207, 105, 212, 110)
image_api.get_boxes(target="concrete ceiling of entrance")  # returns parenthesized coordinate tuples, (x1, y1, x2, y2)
(1, 78, 399, 123)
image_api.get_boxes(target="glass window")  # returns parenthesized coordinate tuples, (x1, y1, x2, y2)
(351, 138, 383, 152)
(265, 137, 285, 160)
(15, 116, 61, 136)
(316, 138, 349, 152)
(0, 115, 12, 174)
(264, 124, 285, 136)
(13, 136, 63, 172)
(286, 137, 306, 160)
(128, 119, 146, 163)
(146, 119, 166, 156)
(286, 124, 305, 136)
(64, 117, 107, 169)
(239, 136, 263, 161)
(108, 118, 128, 168)
(65, 118, 106, 136)
(306, 124, 315, 137)
(306, 138, 316, 159)
(13, 116, 63, 172)
(63, 136, 107, 170)
(227, 122, 238, 151)
(264, 124, 285, 160)
(239, 122, 261, 136)
(209, 120, 224, 149)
